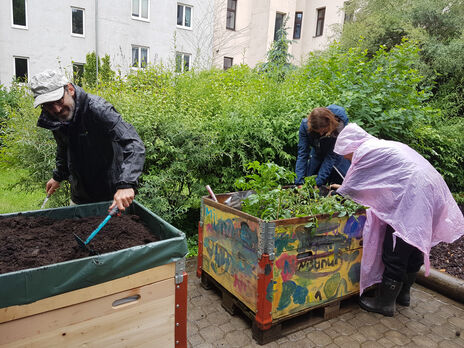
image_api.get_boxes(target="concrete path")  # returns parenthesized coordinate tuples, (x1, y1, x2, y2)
(186, 259, 464, 348)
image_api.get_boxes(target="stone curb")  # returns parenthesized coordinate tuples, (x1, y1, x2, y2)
(416, 266, 464, 304)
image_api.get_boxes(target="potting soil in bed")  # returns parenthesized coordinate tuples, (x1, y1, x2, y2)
(0, 214, 159, 274)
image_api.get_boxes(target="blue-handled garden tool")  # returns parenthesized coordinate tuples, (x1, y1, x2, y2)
(74, 206, 119, 254)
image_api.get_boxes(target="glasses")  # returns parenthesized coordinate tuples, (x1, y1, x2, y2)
(41, 90, 67, 112)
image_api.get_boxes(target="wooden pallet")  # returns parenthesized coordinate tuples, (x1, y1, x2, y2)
(200, 271, 359, 345)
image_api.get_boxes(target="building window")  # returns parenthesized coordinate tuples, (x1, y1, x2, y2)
(14, 57, 28, 82)
(293, 12, 303, 39)
(177, 4, 192, 28)
(344, 1, 353, 23)
(315, 7, 325, 37)
(224, 57, 233, 70)
(72, 63, 84, 86)
(226, 0, 236, 30)
(12, 0, 27, 28)
(132, 46, 149, 68)
(274, 13, 285, 41)
(175, 52, 191, 73)
(71, 8, 85, 36)
(132, 0, 149, 20)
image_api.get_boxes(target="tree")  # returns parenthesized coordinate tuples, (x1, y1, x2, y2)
(340, 0, 464, 118)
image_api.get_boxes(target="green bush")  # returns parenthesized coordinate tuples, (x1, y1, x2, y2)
(1, 40, 462, 235)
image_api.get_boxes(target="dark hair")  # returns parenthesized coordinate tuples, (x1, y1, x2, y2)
(307, 107, 340, 136)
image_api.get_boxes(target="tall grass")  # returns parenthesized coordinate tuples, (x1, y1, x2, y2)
(0, 167, 43, 214)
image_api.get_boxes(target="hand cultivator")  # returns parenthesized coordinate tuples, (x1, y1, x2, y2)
(74, 206, 119, 254)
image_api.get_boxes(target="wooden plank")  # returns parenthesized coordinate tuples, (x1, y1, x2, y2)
(0, 278, 175, 347)
(0, 262, 175, 324)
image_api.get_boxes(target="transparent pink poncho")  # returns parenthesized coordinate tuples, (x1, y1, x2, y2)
(334, 123, 464, 294)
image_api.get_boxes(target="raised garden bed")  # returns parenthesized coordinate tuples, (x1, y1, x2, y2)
(0, 201, 189, 347)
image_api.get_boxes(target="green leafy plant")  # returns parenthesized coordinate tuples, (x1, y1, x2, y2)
(235, 162, 364, 222)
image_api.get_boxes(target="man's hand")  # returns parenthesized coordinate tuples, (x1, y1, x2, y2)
(330, 184, 341, 190)
(45, 178, 60, 196)
(110, 188, 135, 211)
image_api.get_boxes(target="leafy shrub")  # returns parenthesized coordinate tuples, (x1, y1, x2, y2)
(235, 162, 362, 222)
(1, 40, 461, 235)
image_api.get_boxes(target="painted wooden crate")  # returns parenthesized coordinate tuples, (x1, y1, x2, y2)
(0, 201, 188, 348)
(197, 193, 366, 338)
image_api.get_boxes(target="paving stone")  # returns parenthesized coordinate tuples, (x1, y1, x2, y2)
(383, 329, 411, 345)
(306, 330, 333, 346)
(438, 339, 464, 348)
(188, 333, 206, 346)
(449, 316, 464, 330)
(405, 320, 429, 333)
(431, 323, 461, 339)
(187, 322, 199, 336)
(189, 307, 207, 321)
(287, 329, 307, 341)
(411, 335, 439, 347)
(200, 325, 225, 342)
(225, 330, 252, 346)
(376, 337, 395, 347)
(380, 316, 407, 330)
(186, 258, 464, 348)
(360, 341, 381, 348)
(314, 320, 332, 330)
(330, 319, 356, 335)
(358, 322, 389, 339)
(333, 335, 361, 347)
(206, 310, 232, 326)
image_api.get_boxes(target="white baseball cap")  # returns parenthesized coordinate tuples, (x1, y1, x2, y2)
(29, 70, 69, 108)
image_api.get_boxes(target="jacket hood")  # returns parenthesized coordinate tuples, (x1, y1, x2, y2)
(334, 123, 376, 156)
(327, 104, 349, 125)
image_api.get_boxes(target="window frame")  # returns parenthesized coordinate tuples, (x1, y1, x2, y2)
(14, 56, 29, 83)
(11, 0, 28, 29)
(226, 0, 237, 31)
(274, 12, 286, 41)
(177, 3, 193, 30)
(131, 45, 149, 69)
(72, 62, 85, 86)
(131, 0, 150, 21)
(293, 11, 303, 39)
(175, 52, 191, 73)
(315, 7, 326, 37)
(71, 7, 85, 37)
(223, 57, 233, 70)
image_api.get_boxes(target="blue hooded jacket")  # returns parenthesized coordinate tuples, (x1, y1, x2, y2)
(295, 104, 351, 186)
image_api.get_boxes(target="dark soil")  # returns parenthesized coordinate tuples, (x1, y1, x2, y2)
(429, 204, 464, 280)
(0, 214, 158, 274)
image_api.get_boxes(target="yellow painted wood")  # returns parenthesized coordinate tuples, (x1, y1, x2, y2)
(272, 215, 365, 319)
(202, 203, 260, 312)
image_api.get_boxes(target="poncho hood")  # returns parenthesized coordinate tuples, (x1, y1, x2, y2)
(334, 123, 464, 293)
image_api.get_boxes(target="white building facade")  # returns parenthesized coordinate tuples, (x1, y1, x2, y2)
(0, 0, 214, 85)
(1, 0, 346, 85)
(213, 0, 348, 69)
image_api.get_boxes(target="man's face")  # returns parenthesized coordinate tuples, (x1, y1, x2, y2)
(41, 84, 75, 122)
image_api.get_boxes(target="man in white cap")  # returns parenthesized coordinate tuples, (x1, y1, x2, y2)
(29, 69, 145, 211)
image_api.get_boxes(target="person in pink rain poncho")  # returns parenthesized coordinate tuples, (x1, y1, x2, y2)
(332, 123, 464, 317)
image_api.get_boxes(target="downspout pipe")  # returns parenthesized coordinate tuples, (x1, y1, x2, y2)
(95, 0, 98, 85)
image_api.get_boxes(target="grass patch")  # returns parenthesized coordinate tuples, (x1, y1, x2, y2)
(0, 167, 44, 214)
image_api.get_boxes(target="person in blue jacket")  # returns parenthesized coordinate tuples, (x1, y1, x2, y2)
(295, 104, 351, 187)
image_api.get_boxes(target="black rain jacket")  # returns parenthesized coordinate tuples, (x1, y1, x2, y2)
(37, 85, 145, 204)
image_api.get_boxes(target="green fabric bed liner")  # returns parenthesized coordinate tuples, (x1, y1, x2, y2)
(0, 200, 188, 309)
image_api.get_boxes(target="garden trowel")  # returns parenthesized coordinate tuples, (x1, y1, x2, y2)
(74, 206, 119, 254)
(40, 194, 50, 209)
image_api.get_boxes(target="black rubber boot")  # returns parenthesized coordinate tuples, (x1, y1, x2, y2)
(359, 276, 402, 317)
(396, 273, 417, 306)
